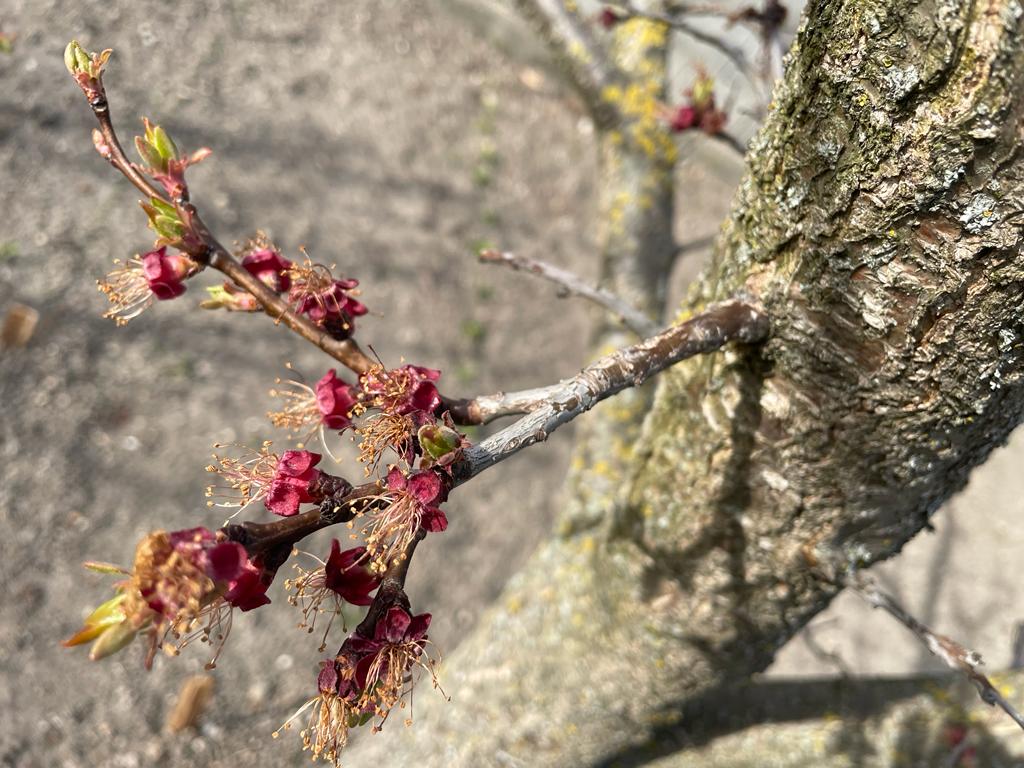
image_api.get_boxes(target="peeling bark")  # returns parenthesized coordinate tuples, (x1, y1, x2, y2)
(348, 0, 1024, 765)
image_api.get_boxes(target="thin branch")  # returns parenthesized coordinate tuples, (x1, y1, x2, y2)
(479, 249, 660, 337)
(514, 0, 621, 126)
(711, 129, 747, 156)
(622, 1, 758, 89)
(663, 1, 735, 17)
(675, 233, 715, 257)
(852, 573, 1024, 733)
(90, 96, 165, 202)
(223, 480, 383, 557)
(456, 299, 769, 475)
(86, 84, 379, 376)
(230, 301, 769, 622)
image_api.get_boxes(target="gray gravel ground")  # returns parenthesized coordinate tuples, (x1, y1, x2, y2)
(2, 1, 1022, 767)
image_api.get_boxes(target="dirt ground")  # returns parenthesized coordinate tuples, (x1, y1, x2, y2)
(1, 2, 1021, 767)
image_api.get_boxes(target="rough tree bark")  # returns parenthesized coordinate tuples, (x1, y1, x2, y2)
(350, 0, 1024, 764)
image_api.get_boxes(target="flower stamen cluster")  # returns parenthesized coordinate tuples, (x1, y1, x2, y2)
(288, 257, 367, 336)
(97, 247, 197, 325)
(285, 542, 380, 651)
(205, 441, 280, 509)
(360, 468, 448, 573)
(268, 369, 361, 447)
(354, 364, 442, 471)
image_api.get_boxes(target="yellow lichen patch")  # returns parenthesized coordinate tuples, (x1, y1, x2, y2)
(600, 78, 677, 164)
(505, 594, 523, 615)
(567, 39, 590, 66)
(612, 18, 668, 73)
(606, 189, 631, 236)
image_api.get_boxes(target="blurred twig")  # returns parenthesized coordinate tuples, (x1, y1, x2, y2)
(853, 573, 1024, 733)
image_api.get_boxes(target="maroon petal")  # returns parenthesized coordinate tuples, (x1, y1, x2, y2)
(324, 543, 380, 606)
(344, 633, 382, 657)
(377, 606, 412, 644)
(422, 506, 448, 533)
(408, 381, 441, 414)
(406, 612, 431, 642)
(407, 471, 441, 505)
(315, 370, 341, 410)
(408, 365, 441, 382)
(224, 567, 271, 611)
(343, 296, 368, 317)
(354, 651, 376, 690)
(386, 466, 408, 491)
(266, 479, 303, 516)
(278, 450, 321, 477)
(205, 541, 247, 582)
(149, 280, 187, 300)
(242, 248, 292, 292)
(317, 659, 339, 695)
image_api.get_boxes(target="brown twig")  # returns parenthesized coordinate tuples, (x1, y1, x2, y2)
(85, 86, 376, 376)
(479, 249, 659, 337)
(852, 573, 1024, 732)
(457, 299, 769, 473)
(90, 95, 166, 202)
(228, 301, 769, 595)
(223, 480, 383, 558)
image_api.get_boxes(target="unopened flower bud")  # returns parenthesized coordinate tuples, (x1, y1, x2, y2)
(87, 617, 139, 661)
(200, 285, 260, 312)
(64, 40, 112, 101)
(417, 423, 462, 463)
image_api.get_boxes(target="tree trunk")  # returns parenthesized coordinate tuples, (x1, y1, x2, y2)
(350, 0, 1024, 764)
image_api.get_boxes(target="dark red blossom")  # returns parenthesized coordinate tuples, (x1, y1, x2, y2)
(347, 605, 431, 691)
(266, 450, 323, 517)
(223, 562, 272, 611)
(363, 364, 441, 417)
(163, 527, 271, 611)
(296, 278, 368, 327)
(64, 525, 274, 663)
(242, 248, 292, 292)
(141, 246, 192, 300)
(599, 6, 625, 28)
(668, 71, 728, 136)
(323, 542, 380, 606)
(316, 370, 360, 430)
(387, 467, 448, 533)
